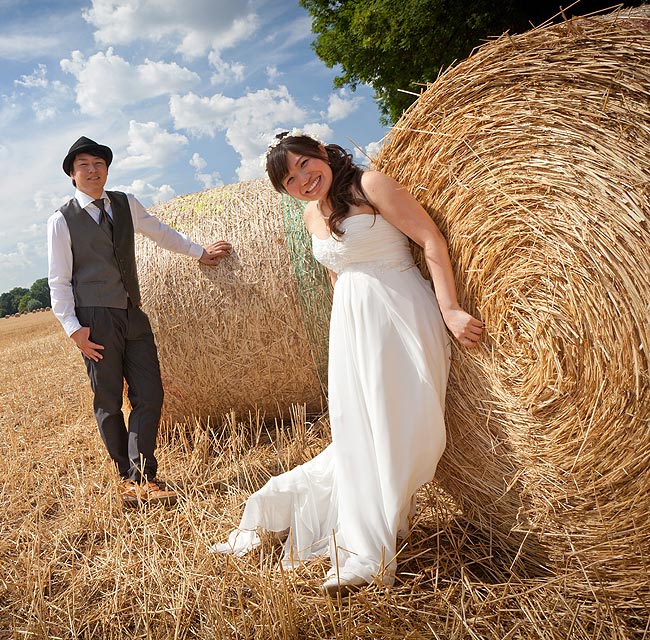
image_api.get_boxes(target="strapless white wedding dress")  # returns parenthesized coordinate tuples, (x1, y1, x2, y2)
(211, 214, 451, 585)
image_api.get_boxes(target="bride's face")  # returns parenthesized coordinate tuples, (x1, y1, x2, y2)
(282, 150, 332, 202)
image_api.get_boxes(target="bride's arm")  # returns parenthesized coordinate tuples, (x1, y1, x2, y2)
(361, 171, 483, 348)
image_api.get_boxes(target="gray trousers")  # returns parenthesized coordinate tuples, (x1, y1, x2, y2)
(76, 305, 164, 482)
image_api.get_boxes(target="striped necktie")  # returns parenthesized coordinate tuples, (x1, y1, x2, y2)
(93, 198, 113, 241)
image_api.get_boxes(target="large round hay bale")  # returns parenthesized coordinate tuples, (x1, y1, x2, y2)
(375, 8, 649, 610)
(136, 179, 330, 421)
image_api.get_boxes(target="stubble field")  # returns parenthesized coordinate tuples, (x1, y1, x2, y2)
(0, 312, 643, 639)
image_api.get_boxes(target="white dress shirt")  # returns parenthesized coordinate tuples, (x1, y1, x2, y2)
(48, 189, 204, 336)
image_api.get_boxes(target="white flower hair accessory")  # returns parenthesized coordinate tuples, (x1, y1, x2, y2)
(267, 127, 325, 153)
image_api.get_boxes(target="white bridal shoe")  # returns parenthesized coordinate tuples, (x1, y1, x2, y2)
(208, 528, 261, 556)
(321, 569, 368, 597)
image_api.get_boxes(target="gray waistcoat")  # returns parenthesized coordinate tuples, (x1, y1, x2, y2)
(59, 191, 141, 308)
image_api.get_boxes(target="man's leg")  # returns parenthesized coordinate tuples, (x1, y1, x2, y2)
(123, 306, 164, 482)
(76, 306, 129, 478)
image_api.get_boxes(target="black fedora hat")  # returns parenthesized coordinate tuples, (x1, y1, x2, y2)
(62, 136, 113, 175)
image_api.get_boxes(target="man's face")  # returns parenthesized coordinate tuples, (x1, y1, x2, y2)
(70, 153, 108, 196)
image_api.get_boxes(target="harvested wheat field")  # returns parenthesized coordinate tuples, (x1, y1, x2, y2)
(1, 311, 646, 639)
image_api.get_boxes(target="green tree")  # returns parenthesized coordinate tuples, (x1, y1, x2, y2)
(29, 277, 51, 308)
(0, 281, 50, 316)
(0, 287, 29, 316)
(18, 294, 41, 314)
(26, 298, 43, 313)
(300, 0, 645, 123)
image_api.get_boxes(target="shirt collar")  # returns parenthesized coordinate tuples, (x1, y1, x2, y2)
(76, 189, 108, 210)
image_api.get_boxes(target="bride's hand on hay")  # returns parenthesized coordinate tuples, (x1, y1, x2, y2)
(199, 240, 232, 265)
(442, 308, 483, 348)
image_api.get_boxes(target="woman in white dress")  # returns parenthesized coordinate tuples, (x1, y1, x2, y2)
(211, 132, 483, 595)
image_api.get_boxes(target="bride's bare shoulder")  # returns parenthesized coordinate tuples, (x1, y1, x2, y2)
(360, 170, 399, 190)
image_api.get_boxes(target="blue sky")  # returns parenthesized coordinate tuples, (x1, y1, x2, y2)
(0, 0, 389, 292)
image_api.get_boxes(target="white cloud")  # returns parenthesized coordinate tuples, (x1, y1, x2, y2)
(14, 66, 71, 121)
(31, 82, 70, 121)
(33, 105, 56, 122)
(262, 15, 312, 51)
(189, 153, 206, 171)
(0, 246, 47, 291)
(83, 0, 259, 58)
(195, 170, 223, 190)
(170, 92, 236, 137)
(0, 242, 33, 268)
(112, 179, 176, 205)
(189, 152, 223, 189)
(209, 52, 245, 85)
(0, 189, 55, 285)
(266, 65, 280, 83)
(266, 122, 333, 146)
(15, 64, 49, 88)
(170, 85, 306, 180)
(354, 139, 384, 164)
(34, 190, 70, 217)
(60, 48, 200, 115)
(0, 33, 60, 60)
(300, 122, 334, 143)
(118, 120, 188, 171)
(365, 140, 383, 158)
(0, 95, 22, 128)
(0, 236, 49, 292)
(324, 89, 363, 122)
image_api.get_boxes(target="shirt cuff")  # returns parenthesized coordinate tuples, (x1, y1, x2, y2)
(63, 316, 83, 337)
(188, 242, 204, 260)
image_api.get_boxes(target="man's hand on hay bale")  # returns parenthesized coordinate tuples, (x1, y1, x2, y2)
(198, 240, 233, 266)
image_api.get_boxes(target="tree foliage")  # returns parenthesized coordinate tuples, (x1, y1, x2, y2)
(18, 296, 41, 314)
(300, 0, 646, 123)
(0, 287, 28, 317)
(0, 279, 50, 316)
(30, 278, 51, 308)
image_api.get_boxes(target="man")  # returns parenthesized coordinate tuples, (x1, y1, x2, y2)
(47, 136, 231, 507)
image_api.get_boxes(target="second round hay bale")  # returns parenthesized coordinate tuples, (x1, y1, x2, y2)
(374, 7, 650, 609)
(136, 179, 329, 421)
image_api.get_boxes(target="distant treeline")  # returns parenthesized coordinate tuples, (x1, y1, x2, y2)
(1, 278, 51, 317)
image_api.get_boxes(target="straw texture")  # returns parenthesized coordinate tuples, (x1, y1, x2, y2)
(281, 193, 333, 393)
(136, 179, 326, 420)
(374, 6, 650, 614)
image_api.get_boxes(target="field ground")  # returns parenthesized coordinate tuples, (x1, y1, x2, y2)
(0, 312, 645, 639)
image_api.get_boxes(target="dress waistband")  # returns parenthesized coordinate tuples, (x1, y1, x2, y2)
(338, 260, 416, 275)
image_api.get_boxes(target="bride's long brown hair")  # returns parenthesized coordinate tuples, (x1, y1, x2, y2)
(266, 133, 377, 237)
